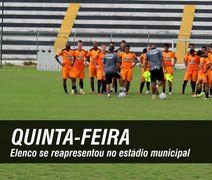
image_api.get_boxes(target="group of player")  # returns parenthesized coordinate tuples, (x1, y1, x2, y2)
(55, 40, 212, 99)
(182, 44, 212, 99)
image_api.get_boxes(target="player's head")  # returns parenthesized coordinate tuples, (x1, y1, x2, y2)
(108, 45, 115, 53)
(202, 46, 208, 53)
(109, 41, 115, 46)
(164, 43, 170, 51)
(93, 41, 98, 49)
(143, 48, 148, 54)
(120, 40, 127, 49)
(190, 49, 195, 56)
(150, 44, 156, 49)
(189, 44, 195, 50)
(77, 40, 83, 50)
(65, 42, 71, 50)
(125, 44, 130, 53)
(101, 43, 107, 52)
(197, 50, 204, 57)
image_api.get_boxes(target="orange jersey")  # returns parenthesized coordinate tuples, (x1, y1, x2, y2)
(140, 53, 150, 69)
(119, 52, 137, 69)
(162, 50, 176, 67)
(87, 48, 101, 68)
(97, 52, 107, 69)
(185, 54, 200, 71)
(199, 57, 211, 74)
(73, 49, 87, 69)
(56, 49, 74, 67)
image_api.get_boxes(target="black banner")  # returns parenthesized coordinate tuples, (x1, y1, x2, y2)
(0, 121, 212, 163)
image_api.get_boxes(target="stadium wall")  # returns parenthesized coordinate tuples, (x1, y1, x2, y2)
(1, 0, 212, 65)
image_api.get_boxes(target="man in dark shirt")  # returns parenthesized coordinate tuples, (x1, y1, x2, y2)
(104, 45, 121, 98)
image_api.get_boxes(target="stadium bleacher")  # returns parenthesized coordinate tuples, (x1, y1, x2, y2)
(1, 0, 212, 63)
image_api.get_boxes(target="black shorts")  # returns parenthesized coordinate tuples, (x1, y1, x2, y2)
(105, 72, 122, 85)
(150, 68, 165, 83)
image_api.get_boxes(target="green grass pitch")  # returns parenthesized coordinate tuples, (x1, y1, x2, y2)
(0, 66, 211, 120)
(0, 66, 212, 180)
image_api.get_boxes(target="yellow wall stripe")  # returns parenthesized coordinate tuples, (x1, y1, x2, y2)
(176, 5, 196, 63)
(54, 3, 80, 52)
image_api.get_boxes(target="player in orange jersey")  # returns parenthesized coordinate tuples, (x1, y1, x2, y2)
(94, 44, 107, 95)
(194, 50, 211, 99)
(72, 40, 87, 95)
(87, 41, 101, 94)
(162, 43, 177, 95)
(119, 44, 138, 94)
(55, 42, 74, 94)
(208, 44, 212, 97)
(139, 48, 151, 95)
(181, 49, 200, 95)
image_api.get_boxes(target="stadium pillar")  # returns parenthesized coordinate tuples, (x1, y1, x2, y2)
(0, 0, 4, 68)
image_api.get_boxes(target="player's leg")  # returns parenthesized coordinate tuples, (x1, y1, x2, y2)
(191, 71, 198, 95)
(97, 69, 103, 95)
(168, 66, 174, 95)
(121, 69, 127, 93)
(79, 68, 86, 95)
(150, 70, 158, 99)
(62, 67, 68, 94)
(146, 82, 150, 94)
(182, 71, 190, 94)
(126, 69, 132, 94)
(89, 67, 96, 93)
(140, 81, 145, 94)
(155, 68, 165, 91)
(106, 74, 112, 98)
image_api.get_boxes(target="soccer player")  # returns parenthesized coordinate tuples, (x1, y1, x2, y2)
(208, 44, 212, 97)
(87, 41, 101, 94)
(194, 50, 211, 99)
(139, 48, 151, 95)
(72, 40, 87, 95)
(96, 44, 107, 95)
(144, 44, 167, 100)
(111, 40, 127, 93)
(119, 44, 138, 94)
(116, 40, 127, 55)
(55, 42, 74, 94)
(162, 43, 177, 95)
(104, 45, 121, 98)
(181, 49, 200, 95)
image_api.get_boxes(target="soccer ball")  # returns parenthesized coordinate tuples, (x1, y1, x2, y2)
(119, 92, 127, 98)
(159, 93, 167, 100)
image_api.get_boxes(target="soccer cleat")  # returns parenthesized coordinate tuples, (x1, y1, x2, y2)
(192, 94, 198, 98)
(152, 95, 157, 100)
(169, 92, 172, 96)
(107, 94, 111, 98)
(180, 92, 184, 95)
(92, 91, 96, 94)
(146, 91, 150, 95)
(80, 91, 86, 95)
(203, 97, 209, 100)
(201, 92, 205, 96)
(138, 92, 142, 96)
(65, 91, 69, 95)
(98, 93, 103, 96)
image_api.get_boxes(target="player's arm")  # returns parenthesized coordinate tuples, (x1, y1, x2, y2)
(55, 54, 63, 67)
(144, 57, 148, 71)
(115, 55, 121, 70)
(132, 56, 138, 68)
(204, 62, 211, 73)
(172, 53, 177, 67)
(71, 56, 76, 67)
(161, 54, 167, 73)
(184, 55, 188, 69)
